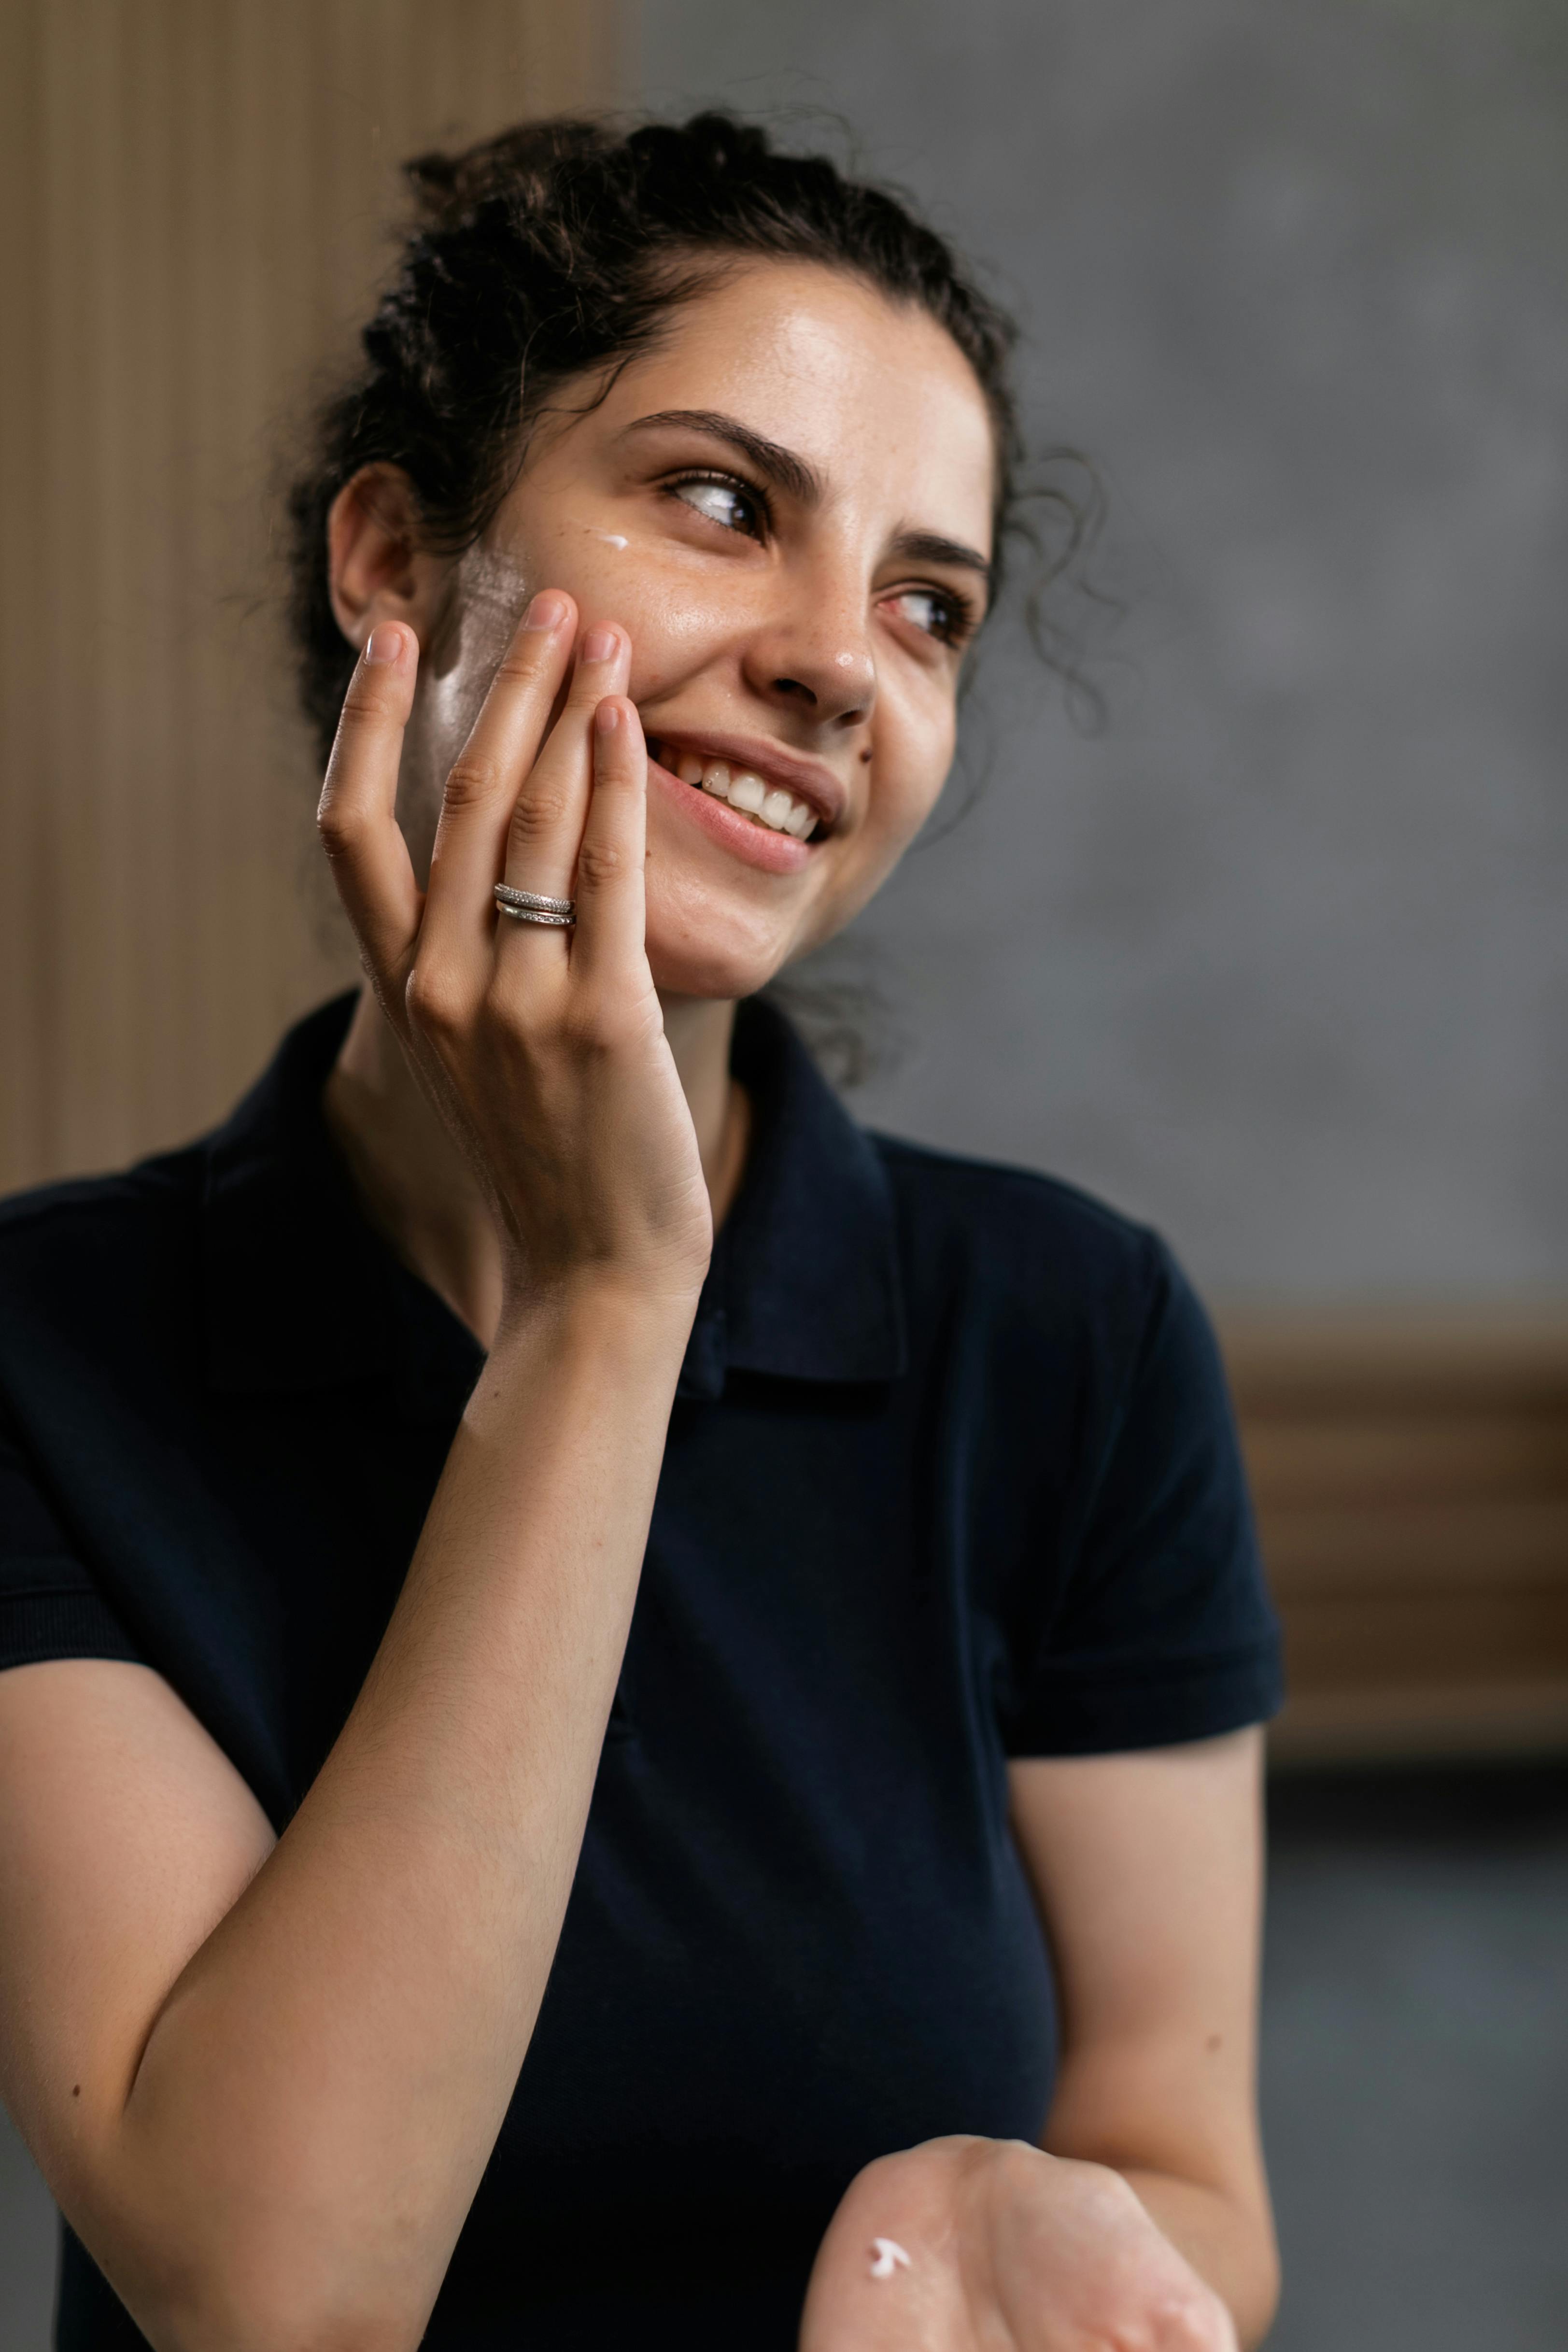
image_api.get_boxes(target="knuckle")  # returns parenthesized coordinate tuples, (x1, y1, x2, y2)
(441, 758, 499, 814)
(404, 962, 464, 1039)
(338, 680, 390, 726)
(507, 790, 570, 844)
(986, 2138, 1039, 2194)
(1166, 2296, 1228, 2351)
(560, 996, 632, 1061)
(314, 803, 360, 859)
(575, 839, 625, 890)
(1098, 2286, 1221, 2352)
(1085, 2167, 1142, 2226)
(1145, 2314, 1203, 2352)
(494, 640, 555, 687)
(1099, 2324, 1160, 2352)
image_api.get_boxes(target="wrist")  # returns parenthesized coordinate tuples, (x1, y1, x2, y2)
(490, 1268, 702, 1373)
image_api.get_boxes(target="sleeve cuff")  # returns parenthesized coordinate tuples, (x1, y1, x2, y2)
(1003, 1637, 1285, 1757)
(0, 1587, 145, 1672)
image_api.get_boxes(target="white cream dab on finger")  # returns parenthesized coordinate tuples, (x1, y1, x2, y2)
(869, 2238, 912, 2279)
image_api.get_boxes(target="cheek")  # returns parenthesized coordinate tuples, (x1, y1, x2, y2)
(531, 516, 737, 686)
(623, 576, 749, 703)
(864, 689, 959, 856)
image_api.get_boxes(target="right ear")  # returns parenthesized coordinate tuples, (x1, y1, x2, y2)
(326, 465, 451, 655)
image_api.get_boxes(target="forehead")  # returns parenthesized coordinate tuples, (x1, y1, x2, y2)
(592, 261, 998, 554)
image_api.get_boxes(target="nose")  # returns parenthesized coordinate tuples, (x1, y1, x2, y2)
(739, 578, 876, 732)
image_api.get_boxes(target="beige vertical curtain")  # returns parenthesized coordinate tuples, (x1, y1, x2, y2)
(0, 0, 630, 1190)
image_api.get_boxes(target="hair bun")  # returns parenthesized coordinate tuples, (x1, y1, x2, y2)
(403, 121, 614, 225)
(637, 112, 773, 176)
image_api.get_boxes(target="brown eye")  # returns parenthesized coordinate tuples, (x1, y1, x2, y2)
(671, 476, 765, 538)
(887, 587, 969, 646)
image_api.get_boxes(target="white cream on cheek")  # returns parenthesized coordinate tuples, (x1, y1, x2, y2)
(396, 543, 536, 868)
(422, 545, 532, 734)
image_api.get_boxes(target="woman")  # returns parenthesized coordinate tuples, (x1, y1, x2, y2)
(0, 116, 1282, 2351)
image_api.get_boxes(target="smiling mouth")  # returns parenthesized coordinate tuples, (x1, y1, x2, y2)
(647, 740, 822, 840)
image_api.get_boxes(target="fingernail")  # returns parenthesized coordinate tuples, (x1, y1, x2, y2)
(365, 624, 403, 666)
(582, 625, 618, 664)
(523, 591, 568, 632)
(594, 700, 622, 736)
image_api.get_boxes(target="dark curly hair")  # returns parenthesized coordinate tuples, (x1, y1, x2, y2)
(286, 110, 1097, 765)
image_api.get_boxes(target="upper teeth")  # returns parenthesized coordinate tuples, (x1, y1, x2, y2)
(653, 745, 818, 838)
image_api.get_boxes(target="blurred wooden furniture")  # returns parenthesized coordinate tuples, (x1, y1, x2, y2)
(1223, 1314, 1568, 1763)
(0, 0, 628, 1193)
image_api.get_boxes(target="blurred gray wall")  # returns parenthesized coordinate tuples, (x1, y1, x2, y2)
(643, 0, 1568, 1302)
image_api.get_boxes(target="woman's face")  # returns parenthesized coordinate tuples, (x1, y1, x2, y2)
(406, 260, 997, 1001)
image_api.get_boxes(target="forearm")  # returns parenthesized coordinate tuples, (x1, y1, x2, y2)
(115, 1283, 692, 2351)
(1119, 2167, 1280, 2350)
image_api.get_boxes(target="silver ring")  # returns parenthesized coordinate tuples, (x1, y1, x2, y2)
(495, 884, 575, 917)
(496, 903, 575, 928)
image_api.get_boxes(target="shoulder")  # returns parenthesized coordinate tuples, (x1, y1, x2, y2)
(0, 1145, 203, 1257)
(0, 1147, 206, 1346)
(869, 1129, 1177, 1357)
(0, 994, 353, 1318)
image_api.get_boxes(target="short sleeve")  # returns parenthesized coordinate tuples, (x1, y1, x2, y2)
(1004, 1238, 1284, 1756)
(0, 1407, 144, 1672)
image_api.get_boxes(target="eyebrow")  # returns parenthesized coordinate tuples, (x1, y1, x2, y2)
(886, 528, 993, 595)
(624, 409, 994, 595)
(624, 410, 824, 507)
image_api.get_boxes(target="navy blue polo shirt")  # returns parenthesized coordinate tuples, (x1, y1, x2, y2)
(0, 992, 1280, 2351)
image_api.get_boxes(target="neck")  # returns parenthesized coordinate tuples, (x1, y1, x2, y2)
(322, 987, 748, 1349)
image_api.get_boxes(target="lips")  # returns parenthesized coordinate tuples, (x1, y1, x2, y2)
(648, 740, 819, 838)
(645, 749, 816, 874)
(643, 730, 846, 838)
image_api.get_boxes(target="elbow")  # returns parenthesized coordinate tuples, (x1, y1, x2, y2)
(67, 2109, 434, 2352)
(108, 2235, 428, 2352)
(150, 2297, 424, 2352)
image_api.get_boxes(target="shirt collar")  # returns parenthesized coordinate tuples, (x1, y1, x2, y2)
(200, 992, 906, 1403)
(686, 994, 907, 1397)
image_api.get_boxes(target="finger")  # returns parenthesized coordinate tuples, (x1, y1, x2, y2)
(562, 695, 649, 988)
(419, 590, 576, 953)
(496, 622, 632, 908)
(315, 623, 422, 990)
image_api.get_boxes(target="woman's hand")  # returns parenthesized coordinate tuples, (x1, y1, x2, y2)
(316, 595, 713, 1321)
(801, 2137, 1239, 2352)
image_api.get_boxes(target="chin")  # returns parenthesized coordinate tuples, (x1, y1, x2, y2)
(644, 935, 783, 1003)
(642, 873, 798, 1004)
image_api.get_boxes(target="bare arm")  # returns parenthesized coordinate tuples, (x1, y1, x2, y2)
(800, 1729, 1277, 2352)
(1014, 1729, 1279, 2344)
(0, 599, 709, 2352)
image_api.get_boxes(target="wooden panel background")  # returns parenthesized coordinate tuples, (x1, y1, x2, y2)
(1224, 1314, 1568, 1763)
(0, 0, 630, 1190)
